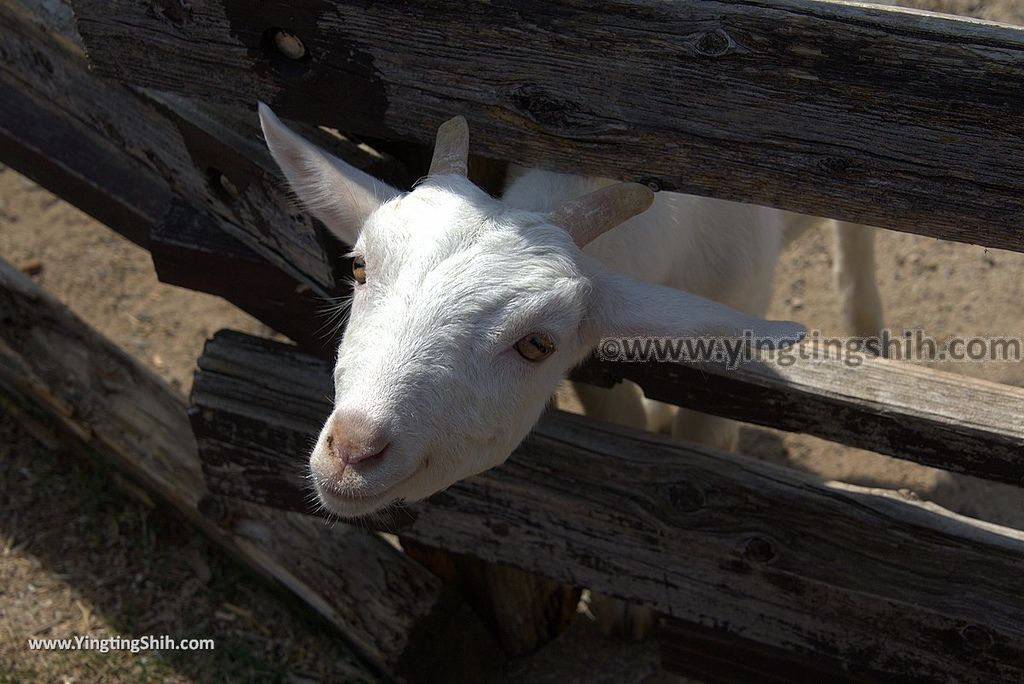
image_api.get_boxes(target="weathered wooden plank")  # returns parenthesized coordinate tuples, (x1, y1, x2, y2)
(0, 67, 328, 350)
(0, 48, 160, 248)
(0, 0, 353, 353)
(574, 348, 1024, 487)
(72, 0, 1024, 251)
(192, 329, 1024, 683)
(140, 87, 408, 290)
(0, 45, 329, 349)
(148, 201, 337, 352)
(0, 257, 505, 682)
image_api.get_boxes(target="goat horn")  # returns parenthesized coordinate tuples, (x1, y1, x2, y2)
(548, 182, 655, 247)
(428, 115, 470, 177)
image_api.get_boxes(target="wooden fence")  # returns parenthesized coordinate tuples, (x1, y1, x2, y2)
(73, 0, 1024, 248)
(2, 0, 1023, 681)
(192, 330, 1024, 682)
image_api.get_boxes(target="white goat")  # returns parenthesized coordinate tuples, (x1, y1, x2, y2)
(259, 105, 884, 636)
(259, 104, 807, 509)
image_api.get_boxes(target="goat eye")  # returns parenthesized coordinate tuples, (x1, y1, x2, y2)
(514, 333, 556, 361)
(352, 256, 366, 284)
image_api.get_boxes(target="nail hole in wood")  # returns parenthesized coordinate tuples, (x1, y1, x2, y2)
(272, 29, 306, 60)
(198, 495, 229, 523)
(960, 625, 994, 651)
(208, 168, 239, 202)
(260, 27, 312, 77)
(743, 537, 776, 564)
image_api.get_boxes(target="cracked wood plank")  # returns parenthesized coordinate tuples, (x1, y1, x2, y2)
(71, 0, 1024, 251)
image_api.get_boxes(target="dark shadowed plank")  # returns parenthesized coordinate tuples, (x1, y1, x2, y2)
(0, 0, 360, 353)
(658, 619, 871, 684)
(72, 0, 1024, 251)
(191, 330, 1024, 683)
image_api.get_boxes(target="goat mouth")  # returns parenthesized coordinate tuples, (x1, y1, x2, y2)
(314, 467, 421, 518)
(316, 485, 395, 518)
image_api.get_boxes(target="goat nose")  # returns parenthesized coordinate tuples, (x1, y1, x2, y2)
(327, 410, 390, 468)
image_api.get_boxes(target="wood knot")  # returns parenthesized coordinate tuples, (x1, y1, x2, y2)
(959, 625, 994, 651)
(897, 488, 922, 501)
(821, 156, 854, 176)
(742, 536, 776, 564)
(273, 30, 307, 60)
(208, 168, 239, 201)
(668, 482, 705, 512)
(153, 0, 192, 25)
(641, 177, 663, 193)
(198, 495, 230, 524)
(693, 29, 733, 58)
(510, 84, 582, 130)
(487, 521, 510, 537)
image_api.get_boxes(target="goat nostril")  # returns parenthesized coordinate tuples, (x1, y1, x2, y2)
(328, 410, 391, 470)
(329, 437, 389, 470)
(345, 442, 389, 466)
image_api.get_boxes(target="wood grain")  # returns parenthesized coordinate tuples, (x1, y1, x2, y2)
(0, 0, 360, 353)
(192, 329, 1024, 683)
(0, 257, 506, 682)
(573, 348, 1024, 487)
(71, 0, 1024, 251)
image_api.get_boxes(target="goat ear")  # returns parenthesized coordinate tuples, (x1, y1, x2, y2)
(592, 269, 805, 346)
(258, 102, 400, 246)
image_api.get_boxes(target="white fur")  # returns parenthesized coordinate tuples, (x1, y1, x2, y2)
(259, 104, 806, 518)
(504, 171, 785, 447)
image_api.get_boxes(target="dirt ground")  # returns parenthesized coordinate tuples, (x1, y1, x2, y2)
(2, 1, 1023, 682)
(0, 173, 384, 681)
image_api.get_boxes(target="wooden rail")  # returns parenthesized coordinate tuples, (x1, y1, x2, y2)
(191, 329, 1024, 683)
(72, 0, 1024, 251)
(575, 350, 1024, 487)
(4, 1, 1022, 678)
(0, 0, 397, 352)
